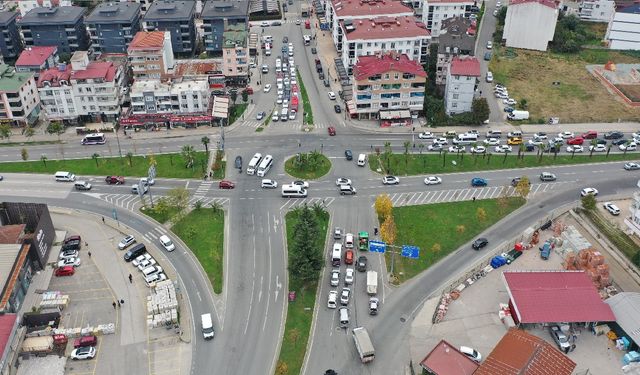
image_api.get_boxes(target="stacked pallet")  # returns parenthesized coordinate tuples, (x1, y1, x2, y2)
(39, 291, 70, 310)
(53, 323, 115, 337)
(559, 225, 592, 256)
(564, 249, 612, 289)
(146, 280, 179, 328)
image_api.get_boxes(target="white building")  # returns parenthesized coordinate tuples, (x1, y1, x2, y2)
(444, 55, 479, 115)
(579, 0, 616, 22)
(340, 16, 431, 75)
(625, 191, 640, 237)
(606, 5, 640, 50)
(130, 79, 210, 115)
(326, 0, 414, 53)
(503, 0, 559, 51)
(0, 65, 40, 127)
(421, 0, 476, 37)
(18, 0, 73, 16)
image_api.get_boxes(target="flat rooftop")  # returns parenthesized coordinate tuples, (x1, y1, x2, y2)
(19, 6, 85, 25)
(87, 2, 141, 24)
(144, 0, 195, 21)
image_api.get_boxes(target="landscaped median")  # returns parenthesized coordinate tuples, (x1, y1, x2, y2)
(276, 205, 329, 374)
(296, 71, 314, 126)
(369, 151, 640, 176)
(284, 151, 331, 180)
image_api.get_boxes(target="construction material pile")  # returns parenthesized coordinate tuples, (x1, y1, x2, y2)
(564, 249, 611, 289)
(147, 280, 179, 328)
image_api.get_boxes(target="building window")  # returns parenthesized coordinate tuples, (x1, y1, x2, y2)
(453, 94, 459, 99)
(452, 103, 457, 108)
(384, 74, 390, 80)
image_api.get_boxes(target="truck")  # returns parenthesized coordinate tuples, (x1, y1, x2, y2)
(352, 327, 375, 363)
(366, 271, 378, 295)
(540, 240, 553, 260)
(22, 336, 54, 353)
(358, 231, 369, 251)
(507, 110, 530, 121)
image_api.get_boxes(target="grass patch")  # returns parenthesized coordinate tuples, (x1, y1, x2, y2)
(489, 49, 640, 123)
(388, 197, 526, 283)
(171, 208, 225, 294)
(277, 209, 329, 374)
(297, 71, 314, 125)
(284, 153, 331, 180)
(255, 126, 264, 132)
(582, 209, 640, 264)
(369, 151, 640, 176)
(229, 103, 248, 125)
(140, 205, 180, 224)
(0, 151, 222, 179)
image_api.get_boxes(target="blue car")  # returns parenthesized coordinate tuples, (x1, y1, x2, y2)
(471, 178, 487, 187)
(504, 106, 515, 113)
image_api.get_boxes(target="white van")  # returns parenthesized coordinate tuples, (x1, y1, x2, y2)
(141, 265, 163, 278)
(339, 185, 356, 195)
(280, 108, 288, 122)
(357, 154, 367, 167)
(332, 243, 343, 266)
(256, 155, 273, 177)
(201, 313, 215, 340)
(453, 133, 479, 145)
(486, 130, 502, 138)
(55, 171, 76, 182)
(345, 233, 354, 248)
(265, 43, 271, 56)
(339, 307, 349, 327)
(281, 184, 307, 198)
(247, 153, 263, 175)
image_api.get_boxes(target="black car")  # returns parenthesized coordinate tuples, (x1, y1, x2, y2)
(334, 105, 341, 113)
(282, 36, 288, 43)
(235, 156, 242, 169)
(356, 256, 368, 272)
(345, 150, 353, 160)
(604, 131, 624, 140)
(595, 138, 607, 145)
(272, 21, 282, 26)
(525, 144, 535, 152)
(311, 47, 317, 54)
(472, 238, 489, 250)
(323, 79, 330, 87)
(511, 177, 530, 187)
(62, 240, 81, 252)
(319, 72, 325, 80)
(612, 138, 627, 146)
(124, 243, 147, 262)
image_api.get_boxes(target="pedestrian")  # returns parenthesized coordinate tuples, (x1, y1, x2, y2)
(473, 196, 476, 202)
(123, 129, 127, 136)
(88, 251, 91, 258)
(128, 274, 133, 283)
(112, 301, 116, 309)
(102, 216, 105, 224)
(120, 299, 125, 305)
(117, 300, 121, 308)
(84, 241, 88, 247)
(209, 171, 213, 178)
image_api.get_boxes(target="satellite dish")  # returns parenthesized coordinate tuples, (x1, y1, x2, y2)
(452, 160, 457, 166)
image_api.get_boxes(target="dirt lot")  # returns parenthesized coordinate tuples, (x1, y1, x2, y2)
(489, 49, 640, 123)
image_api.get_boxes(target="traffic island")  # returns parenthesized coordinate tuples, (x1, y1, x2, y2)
(284, 152, 331, 180)
(296, 71, 314, 126)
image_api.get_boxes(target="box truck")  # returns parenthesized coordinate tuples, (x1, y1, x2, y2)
(507, 110, 530, 120)
(352, 327, 375, 363)
(366, 271, 378, 295)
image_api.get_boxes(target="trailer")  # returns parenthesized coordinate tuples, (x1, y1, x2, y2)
(352, 327, 375, 363)
(22, 336, 54, 353)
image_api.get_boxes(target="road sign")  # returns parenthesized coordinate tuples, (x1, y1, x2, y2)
(369, 240, 386, 253)
(401, 245, 420, 259)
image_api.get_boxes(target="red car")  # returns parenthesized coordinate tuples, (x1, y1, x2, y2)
(567, 137, 584, 145)
(55, 266, 75, 277)
(344, 249, 354, 265)
(105, 176, 125, 185)
(244, 86, 254, 95)
(219, 180, 235, 189)
(581, 131, 597, 139)
(74, 335, 97, 348)
(328, 126, 336, 136)
(64, 235, 81, 244)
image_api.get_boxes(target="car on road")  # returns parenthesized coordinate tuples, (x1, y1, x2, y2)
(356, 256, 367, 272)
(340, 288, 351, 305)
(581, 187, 598, 197)
(549, 325, 572, 352)
(256, 111, 265, 120)
(328, 126, 336, 136)
(566, 145, 584, 153)
(260, 21, 269, 27)
(159, 235, 176, 252)
(261, 64, 269, 73)
(486, 41, 492, 49)
(449, 145, 466, 153)
(263, 84, 271, 93)
(333, 227, 343, 240)
(292, 180, 309, 189)
(295, 19, 301, 25)
(483, 138, 500, 146)
(219, 180, 235, 189)
(428, 144, 443, 151)
(624, 162, 640, 170)
(433, 137, 449, 145)
(328, 92, 336, 100)
(539, 172, 557, 181)
(345, 268, 354, 285)
(424, 176, 442, 185)
(471, 178, 487, 187)
(261, 179, 278, 189)
(470, 145, 486, 154)
(344, 249, 354, 264)
(71, 346, 96, 360)
(334, 105, 341, 113)
(118, 235, 136, 250)
(344, 150, 353, 160)
(418, 131, 434, 139)
(58, 257, 81, 268)
(234, 156, 243, 170)
(558, 131, 574, 139)
(484, 52, 492, 61)
(327, 291, 338, 309)
(459, 346, 482, 363)
(486, 71, 493, 82)
(493, 9, 498, 16)
(604, 131, 624, 139)
(105, 176, 125, 185)
(336, 178, 352, 186)
(382, 176, 400, 185)
(472, 238, 489, 250)
(604, 202, 620, 216)
(494, 145, 512, 153)
(589, 144, 607, 152)
(311, 47, 317, 54)
(620, 143, 637, 151)
(330, 270, 340, 286)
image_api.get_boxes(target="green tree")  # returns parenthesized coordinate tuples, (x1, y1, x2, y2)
(92, 152, 100, 167)
(383, 141, 392, 172)
(518, 98, 528, 110)
(24, 126, 35, 141)
(126, 151, 134, 166)
(471, 98, 490, 124)
(20, 148, 28, 161)
(0, 124, 11, 142)
(201, 136, 210, 154)
(418, 143, 424, 154)
(241, 90, 249, 103)
(581, 194, 596, 211)
(606, 144, 612, 157)
(166, 187, 190, 221)
(589, 139, 597, 157)
(623, 140, 632, 156)
(47, 121, 65, 140)
(403, 140, 411, 168)
(181, 144, 196, 169)
(538, 143, 546, 162)
(515, 177, 531, 199)
(289, 205, 324, 285)
(230, 91, 238, 106)
(40, 154, 47, 167)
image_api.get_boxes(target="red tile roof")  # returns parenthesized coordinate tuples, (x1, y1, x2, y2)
(427, 0, 475, 3)
(15, 46, 57, 67)
(129, 31, 166, 51)
(509, 0, 557, 9)
(503, 271, 616, 324)
(332, 0, 414, 18)
(475, 329, 576, 375)
(419, 340, 479, 375)
(353, 52, 427, 81)
(0, 224, 25, 244)
(450, 56, 480, 76)
(0, 314, 17, 360)
(342, 16, 429, 41)
(38, 62, 118, 87)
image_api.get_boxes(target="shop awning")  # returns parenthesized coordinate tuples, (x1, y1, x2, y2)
(379, 109, 411, 120)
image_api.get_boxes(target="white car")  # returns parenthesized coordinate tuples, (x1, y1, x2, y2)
(552, 137, 564, 144)
(140, 177, 155, 186)
(344, 268, 354, 285)
(449, 145, 466, 153)
(624, 162, 640, 170)
(503, 98, 517, 106)
(272, 112, 279, 122)
(460, 346, 482, 363)
(533, 133, 548, 140)
(159, 235, 175, 252)
(328, 92, 336, 100)
(566, 145, 584, 153)
(58, 257, 81, 268)
(292, 180, 309, 188)
(471, 146, 486, 154)
(424, 176, 442, 185)
(327, 290, 338, 309)
(619, 143, 637, 151)
(589, 144, 607, 152)
(295, 19, 301, 25)
(495, 92, 509, 99)
(330, 270, 340, 287)
(528, 139, 544, 146)
(71, 346, 96, 360)
(494, 145, 512, 153)
(263, 84, 272, 93)
(483, 138, 500, 146)
(604, 202, 620, 216)
(335, 178, 352, 186)
(59, 249, 79, 260)
(581, 187, 599, 197)
(486, 41, 493, 49)
(340, 288, 351, 305)
(261, 21, 269, 27)
(418, 131, 434, 139)
(558, 131, 574, 139)
(276, 96, 283, 104)
(382, 176, 400, 185)
(118, 235, 136, 250)
(132, 253, 152, 267)
(428, 144, 443, 151)
(137, 258, 157, 271)
(261, 179, 278, 188)
(433, 137, 448, 145)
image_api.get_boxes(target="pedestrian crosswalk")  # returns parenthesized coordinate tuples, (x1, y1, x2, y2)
(194, 181, 214, 199)
(238, 120, 342, 130)
(371, 181, 572, 208)
(86, 192, 229, 213)
(143, 226, 169, 243)
(279, 197, 335, 211)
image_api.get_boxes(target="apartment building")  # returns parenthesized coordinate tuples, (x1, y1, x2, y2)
(87, 2, 142, 54)
(579, 0, 616, 22)
(340, 16, 430, 75)
(222, 24, 248, 85)
(351, 52, 427, 120)
(202, 0, 249, 55)
(129, 78, 209, 115)
(128, 31, 175, 79)
(436, 16, 476, 86)
(15, 46, 59, 79)
(444, 55, 479, 115)
(37, 51, 124, 123)
(143, 0, 196, 55)
(326, 0, 414, 53)
(0, 12, 22, 63)
(606, 4, 640, 50)
(0, 65, 40, 127)
(421, 0, 476, 37)
(503, 0, 559, 51)
(120, 0, 156, 15)
(18, 0, 73, 16)
(18, 6, 90, 54)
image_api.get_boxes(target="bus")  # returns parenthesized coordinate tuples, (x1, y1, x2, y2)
(246, 153, 263, 175)
(281, 184, 307, 198)
(81, 133, 106, 145)
(256, 155, 273, 177)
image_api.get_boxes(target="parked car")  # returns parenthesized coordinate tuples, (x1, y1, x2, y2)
(55, 265, 75, 277)
(566, 145, 584, 153)
(589, 144, 607, 152)
(558, 131, 574, 139)
(459, 346, 482, 363)
(604, 131, 624, 139)
(73, 335, 97, 348)
(70, 345, 96, 360)
(549, 325, 572, 353)
(328, 92, 336, 100)
(495, 145, 512, 153)
(582, 131, 598, 139)
(118, 235, 136, 250)
(311, 47, 317, 54)
(58, 257, 81, 268)
(604, 202, 620, 216)
(567, 137, 584, 145)
(472, 238, 488, 250)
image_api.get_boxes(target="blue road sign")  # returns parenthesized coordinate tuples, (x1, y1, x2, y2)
(401, 245, 420, 259)
(112, 208, 118, 220)
(369, 240, 386, 253)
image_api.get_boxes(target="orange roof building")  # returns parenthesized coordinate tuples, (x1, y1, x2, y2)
(127, 31, 175, 79)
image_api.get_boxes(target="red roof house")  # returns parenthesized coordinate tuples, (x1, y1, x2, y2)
(331, 0, 413, 18)
(0, 314, 17, 363)
(0, 224, 26, 244)
(475, 328, 576, 375)
(503, 271, 616, 324)
(419, 339, 479, 375)
(449, 56, 481, 77)
(15, 46, 58, 72)
(341, 16, 430, 42)
(128, 31, 166, 51)
(353, 52, 427, 81)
